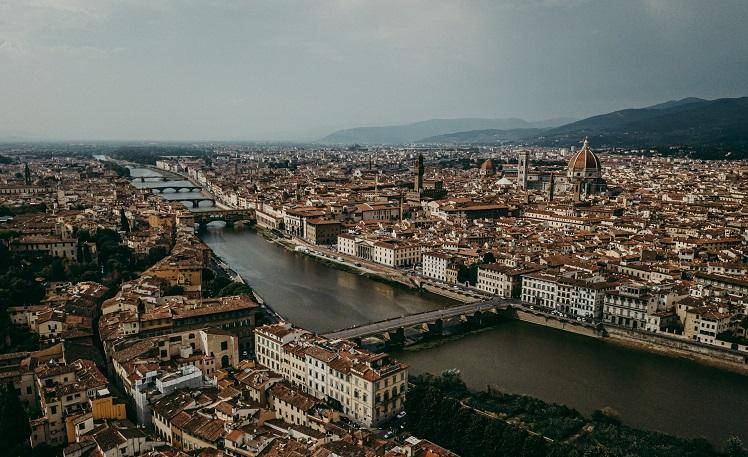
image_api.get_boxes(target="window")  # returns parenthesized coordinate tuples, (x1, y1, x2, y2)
(221, 341, 228, 351)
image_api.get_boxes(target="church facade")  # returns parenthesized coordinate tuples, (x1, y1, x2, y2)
(517, 138, 606, 199)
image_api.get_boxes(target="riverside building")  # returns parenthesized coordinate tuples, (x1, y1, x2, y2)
(255, 322, 408, 428)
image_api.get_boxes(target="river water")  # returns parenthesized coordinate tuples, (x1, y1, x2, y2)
(199, 226, 748, 445)
(131, 167, 748, 445)
(200, 226, 453, 332)
(129, 167, 218, 211)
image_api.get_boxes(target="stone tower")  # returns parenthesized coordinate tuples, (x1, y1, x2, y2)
(517, 150, 529, 190)
(412, 153, 424, 191)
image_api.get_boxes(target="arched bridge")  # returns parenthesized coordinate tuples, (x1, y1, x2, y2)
(170, 196, 216, 208)
(132, 176, 169, 182)
(194, 209, 256, 227)
(323, 299, 511, 341)
(147, 185, 203, 193)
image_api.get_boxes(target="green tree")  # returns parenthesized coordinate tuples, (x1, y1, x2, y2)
(119, 208, 130, 233)
(217, 282, 253, 297)
(163, 285, 185, 296)
(726, 436, 748, 457)
(76, 229, 92, 243)
(482, 252, 496, 264)
(80, 270, 102, 282)
(583, 446, 618, 457)
(148, 245, 169, 264)
(0, 382, 31, 456)
(457, 263, 479, 285)
(24, 162, 31, 185)
(41, 258, 66, 281)
(0, 229, 19, 240)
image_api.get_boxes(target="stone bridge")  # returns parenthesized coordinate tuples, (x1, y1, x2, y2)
(146, 185, 203, 193)
(323, 299, 511, 344)
(193, 209, 256, 228)
(132, 176, 169, 182)
(170, 196, 216, 208)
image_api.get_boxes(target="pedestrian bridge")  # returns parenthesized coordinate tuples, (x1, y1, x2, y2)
(323, 299, 511, 341)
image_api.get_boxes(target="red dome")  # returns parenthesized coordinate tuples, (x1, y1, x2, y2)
(568, 138, 601, 175)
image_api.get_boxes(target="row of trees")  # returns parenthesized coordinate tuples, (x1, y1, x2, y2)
(101, 160, 131, 178)
(111, 145, 213, 165)
(405, 372, 747, 457)
(0, 203, 47, 217)
(202, 268, 253, 297)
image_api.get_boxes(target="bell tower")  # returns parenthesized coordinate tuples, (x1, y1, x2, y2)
(412, 153, 424, 191)
(517, 150, 529, 190)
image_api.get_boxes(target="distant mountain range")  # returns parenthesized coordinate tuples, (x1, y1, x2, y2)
(318, 117, 574, 145)
(319, 97, 748, 155)
(536, 97, 748, 149)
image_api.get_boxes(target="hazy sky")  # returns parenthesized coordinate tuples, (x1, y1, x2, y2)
(1, 0, 747, 141)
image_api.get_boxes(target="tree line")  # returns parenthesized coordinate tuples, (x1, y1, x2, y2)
(405, 372, 747, 457)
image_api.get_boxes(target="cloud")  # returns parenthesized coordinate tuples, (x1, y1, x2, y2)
(0, 0, 746, 140)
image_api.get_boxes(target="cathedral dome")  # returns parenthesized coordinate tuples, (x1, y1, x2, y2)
(479, 158, 496, 176)
(480, 159, 495, 171)
(568, 138, 601, 179)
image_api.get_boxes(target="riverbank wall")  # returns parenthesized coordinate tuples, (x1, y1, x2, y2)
(259, 228, 423, 290)
(606, 327, 748, 374)
(507, 307, 748, 373)
(419, 283, 482, 303)
(510, 308, 601, 338)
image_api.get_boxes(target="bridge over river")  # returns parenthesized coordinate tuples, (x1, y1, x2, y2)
(191, 209, 256, 227)
(145, 184, 203, 193)
(323, 298, 511, 341)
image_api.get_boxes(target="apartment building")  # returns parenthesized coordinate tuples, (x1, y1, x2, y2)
(110, 328, 238, 426)
(521, 269, 615, 319)
(303, 219, 342, 245)
(422, 252, 451, 282)
(255, 322, 408, 427)
(683, 306, 735, 345)
(337, 233, 357, 257)
(29, 359, 115, 448)
(9, 236, 77, 260)
(479, 264, 542, 299)
(603, 283, 655, 329)
(372, 239, 421, 268)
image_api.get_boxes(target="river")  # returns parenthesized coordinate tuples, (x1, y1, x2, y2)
(131, 167, 748, 445)
(200, 225, 453, 332)
(129, 166, 219, 211)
